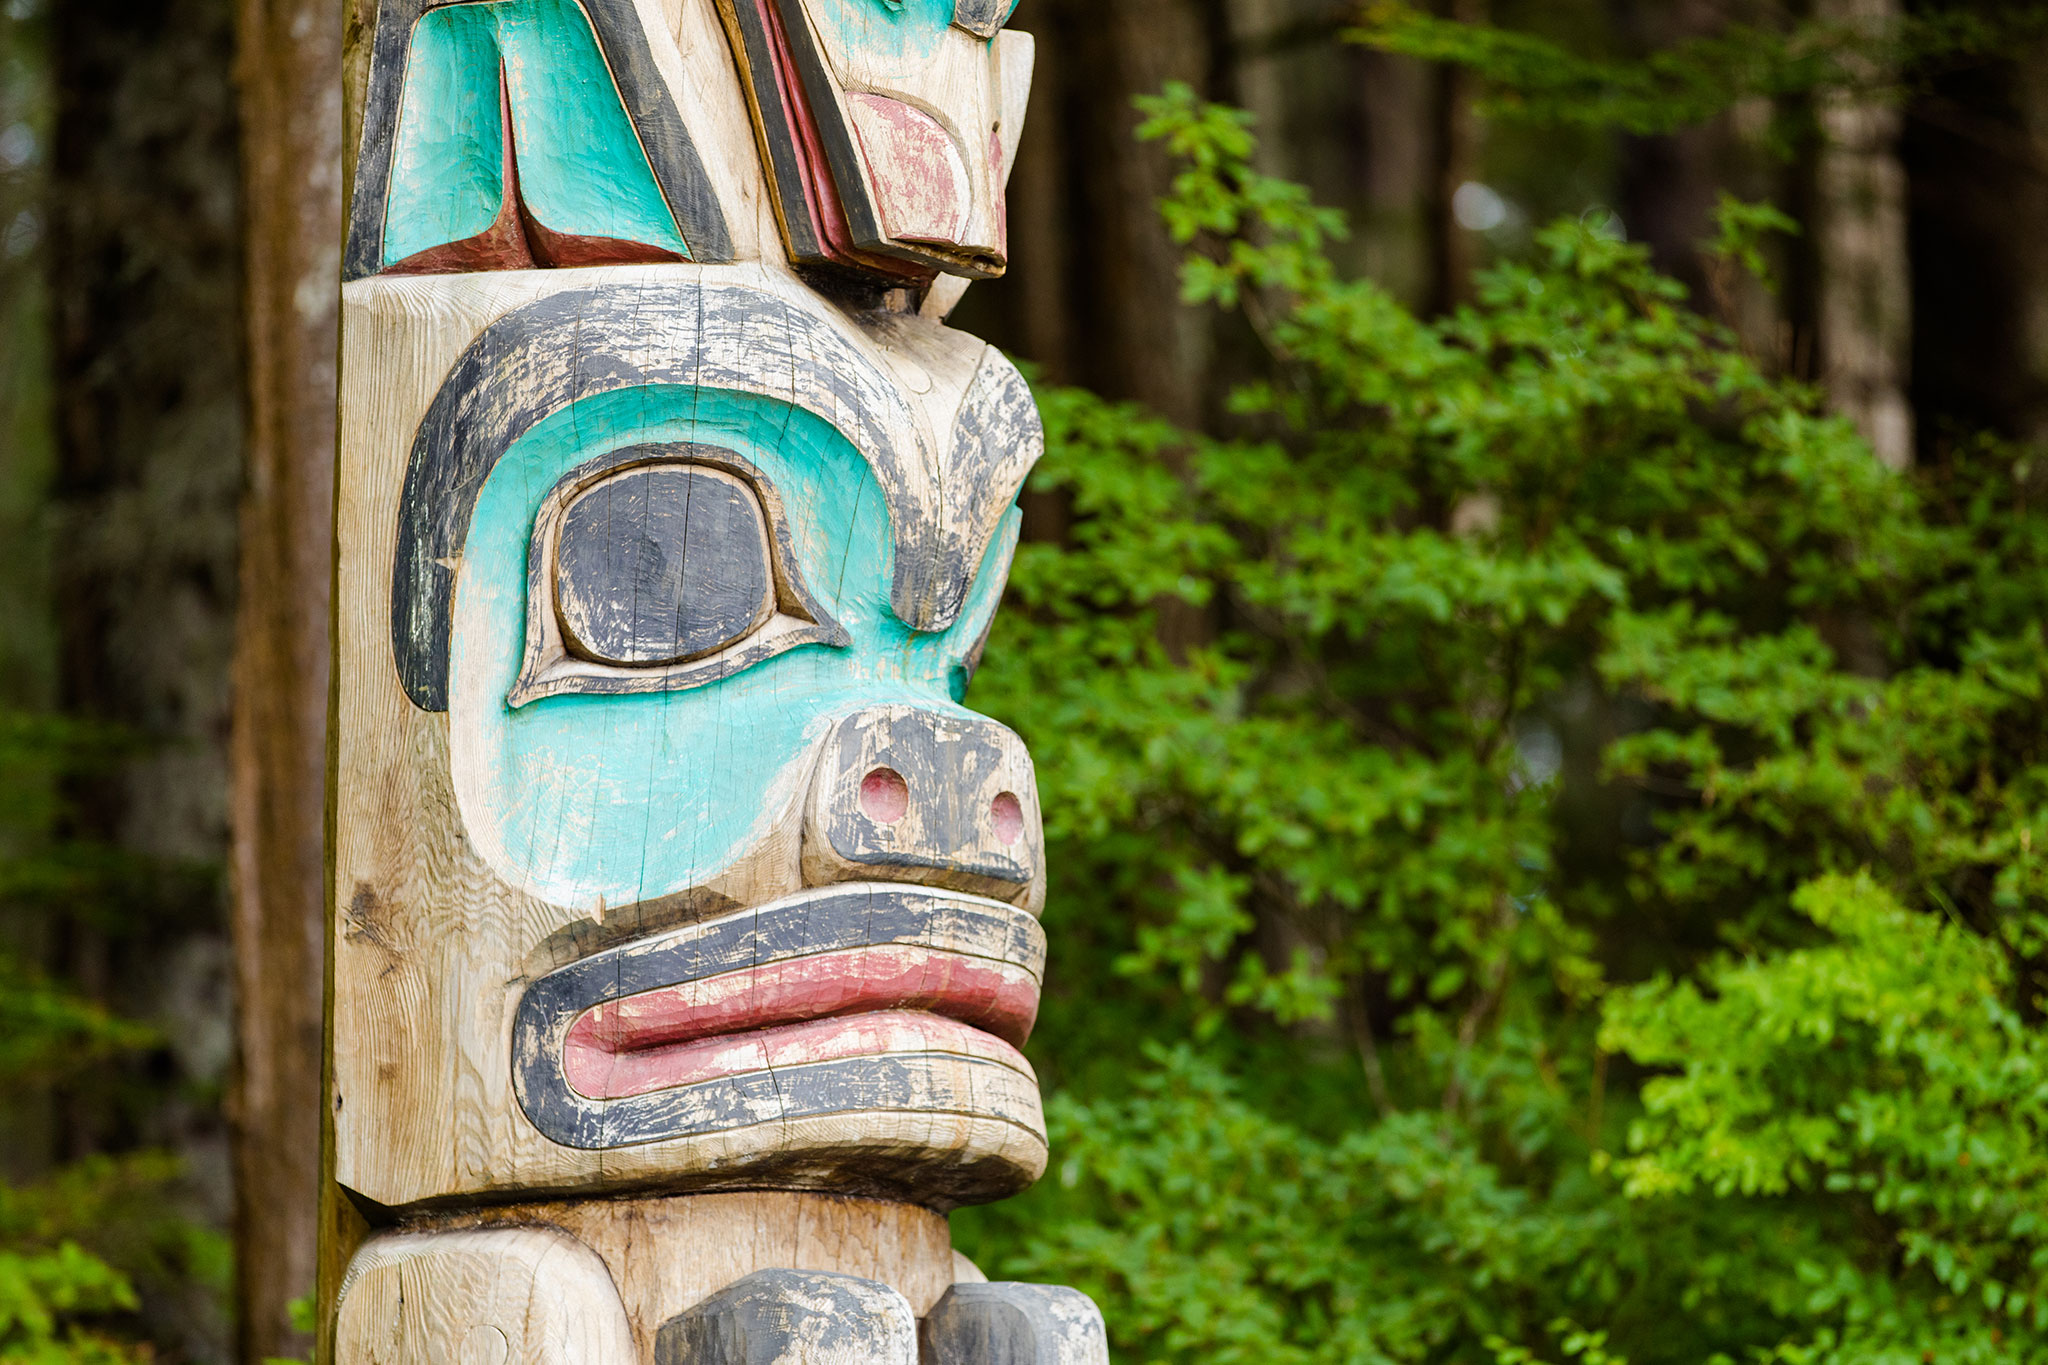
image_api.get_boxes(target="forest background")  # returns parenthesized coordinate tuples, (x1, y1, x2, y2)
(5, 1, 2048, 1363)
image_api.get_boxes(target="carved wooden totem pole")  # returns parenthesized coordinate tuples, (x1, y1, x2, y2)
(323, 1, 1104, 1360)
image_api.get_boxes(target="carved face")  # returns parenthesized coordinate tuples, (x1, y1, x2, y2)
(330, 0, 1047, 1212)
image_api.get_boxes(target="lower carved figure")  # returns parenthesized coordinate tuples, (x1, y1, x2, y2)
(335, 1218, 1107, 1364)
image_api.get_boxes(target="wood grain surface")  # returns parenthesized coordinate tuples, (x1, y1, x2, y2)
(331, 266, 1046, 1211)
(340, 1192, 955, 1360)
(323, 5, 1055, 1356)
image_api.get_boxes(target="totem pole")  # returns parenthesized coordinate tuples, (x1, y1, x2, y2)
(322, 1, 1104, 1359)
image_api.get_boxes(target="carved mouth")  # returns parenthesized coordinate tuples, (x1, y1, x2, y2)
(563, 943, 1038, 1099)
(513, 885, 1044, 1150)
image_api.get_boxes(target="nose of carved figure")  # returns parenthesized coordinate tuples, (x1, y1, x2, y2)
(802, 705, 1045, 912)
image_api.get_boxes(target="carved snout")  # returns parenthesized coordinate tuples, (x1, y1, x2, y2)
(803, 706, 1045, 912)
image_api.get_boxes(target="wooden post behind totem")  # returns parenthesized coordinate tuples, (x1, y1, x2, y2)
(321, 1, 1104, 1359)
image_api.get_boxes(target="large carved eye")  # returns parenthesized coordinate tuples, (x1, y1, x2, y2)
(508, 445, 847, 708)
(555, 466, 774, 666)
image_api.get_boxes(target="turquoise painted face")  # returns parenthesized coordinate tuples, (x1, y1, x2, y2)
(445, 383, 1020, 914)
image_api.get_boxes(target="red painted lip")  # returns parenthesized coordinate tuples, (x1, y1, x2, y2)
(561, 943, 1040, 1101)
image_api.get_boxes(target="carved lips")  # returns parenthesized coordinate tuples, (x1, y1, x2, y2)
(513, 885, 1045, 1151)
(561, 944, 1039, 1099)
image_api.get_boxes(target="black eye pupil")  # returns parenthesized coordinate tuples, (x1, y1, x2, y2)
(555, 465, 774, 666)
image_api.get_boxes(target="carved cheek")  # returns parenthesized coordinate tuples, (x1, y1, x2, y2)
(845, 94, 973, 248)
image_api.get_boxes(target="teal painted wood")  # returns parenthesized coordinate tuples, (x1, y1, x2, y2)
(805, 0, 957, 73)
(383, 0, 689, 266)
(384, 6, 504, 259)
(806, 0, 1029, 77)
(447, 384, 1019, 913)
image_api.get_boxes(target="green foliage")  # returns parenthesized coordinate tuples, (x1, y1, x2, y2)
(1349, 2, 2048, 139)
(0, 1243, 140, 1365)
(0, 715, 196, 1365)
(954, 81, 2048, 1364)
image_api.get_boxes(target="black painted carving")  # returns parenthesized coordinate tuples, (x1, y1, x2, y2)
(344, 0, 731, 280)
(511, 886, 1044, 1150)
(951, 0, 1012, 40)
(919, 1283, 1110, 1365)
(719, 0, 826, 267)
(510, 443, 848, 706)
(390, 282, 1032, 711)
(818, 710, 1036, 886)
(655, 1269, 916, 1365)
(556, 465, 774, 666)
(918, 349, 1041, 631)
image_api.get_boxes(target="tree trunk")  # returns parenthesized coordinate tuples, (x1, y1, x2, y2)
(962, 0, 1460, 411)
(1904, 27, 2048, 451)
(46, 0, 244, 1356)
(1813, 0, 1913, 467)
(227, 0, 342, 1360)
(956, 0, 1219, 422)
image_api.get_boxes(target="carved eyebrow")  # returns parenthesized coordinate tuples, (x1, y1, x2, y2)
(388, 281, 1041, 711)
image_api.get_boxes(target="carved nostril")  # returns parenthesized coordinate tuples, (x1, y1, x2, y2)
(860, 767, 909, 824)
(990, 792, 1024, 846)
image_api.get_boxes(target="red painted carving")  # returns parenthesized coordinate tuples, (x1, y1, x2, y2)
(565, 1008, 1034, 1100)
(751, 0, 933, 282)
(846, 93, 969, 247)
(382, 63, 687, 277)
(561, 943, 1041, 1099)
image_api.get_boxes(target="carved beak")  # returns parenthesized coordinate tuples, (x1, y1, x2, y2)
(717, 0, 1034, 282)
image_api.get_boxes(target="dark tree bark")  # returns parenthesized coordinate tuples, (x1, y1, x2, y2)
(46, 0, 244, 1357)
(227, 0, 341, 1360)
(957, 0, 1220, 422)
(1905, 30, 2048, 451)
(961, 0, 1459, 412)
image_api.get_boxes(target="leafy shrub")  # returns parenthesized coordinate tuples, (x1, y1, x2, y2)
(0, 715, 201, 1365)
(955, 82, 2048, 1365)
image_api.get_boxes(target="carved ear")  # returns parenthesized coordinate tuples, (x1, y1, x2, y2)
(345, 0, 730, 279)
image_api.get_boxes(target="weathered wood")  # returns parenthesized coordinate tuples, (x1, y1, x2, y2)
(714, 0, 1032, 281)
(920, 1283, 1110, 1365)
(802, 706, 1046, 906)
(336, 1226, 638, 1363)
(322, 1, 1091, 1357)
(655, 1268, 918, 1365)
(551, 464, 775, 665)
(345, 0, 731, 278)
